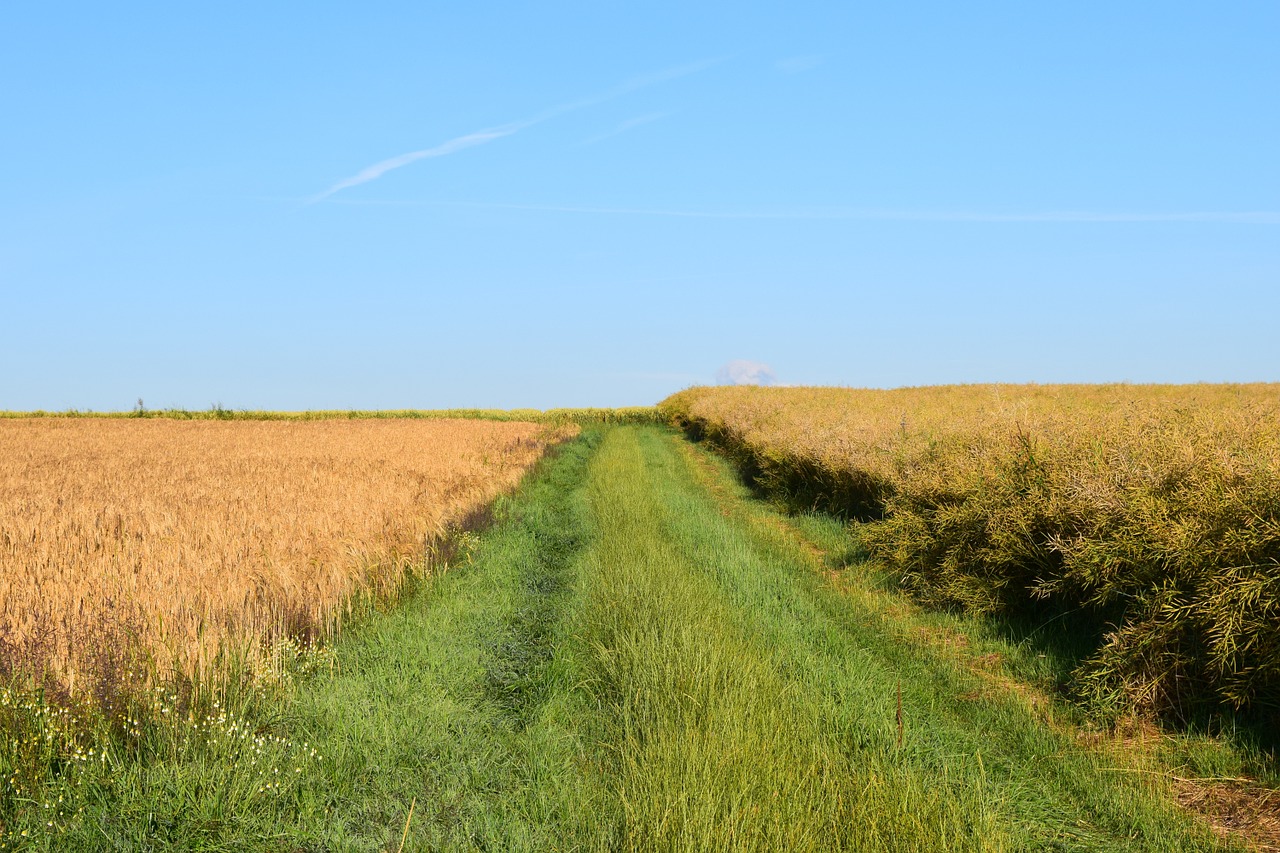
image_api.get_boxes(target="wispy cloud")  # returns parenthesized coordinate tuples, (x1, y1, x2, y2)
(309, 58, 723, 203)
(316, 199, 1280, 224)
(579, 112, 668, 147)
(309, 123, 531, 203)
(775, 55, 823, 74)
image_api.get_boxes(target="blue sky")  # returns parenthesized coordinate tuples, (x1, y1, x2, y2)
(3, 2, 1277, 410)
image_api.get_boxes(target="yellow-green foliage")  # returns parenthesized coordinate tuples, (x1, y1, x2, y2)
(662, 384, 1280, 720)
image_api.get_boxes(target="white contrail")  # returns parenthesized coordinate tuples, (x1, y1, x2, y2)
(309, 123, 529, 203)
(310, 58, 723, 203)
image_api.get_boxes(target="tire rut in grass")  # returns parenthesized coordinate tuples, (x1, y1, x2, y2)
(480, 526, 580, 729)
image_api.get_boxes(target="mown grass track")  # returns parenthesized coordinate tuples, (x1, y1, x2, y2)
(22, 425, 1244, 850)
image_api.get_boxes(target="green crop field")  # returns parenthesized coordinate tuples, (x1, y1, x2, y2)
(1, 396, 1277, 850)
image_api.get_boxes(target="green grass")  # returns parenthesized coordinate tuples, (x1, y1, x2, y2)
(4, 425, 1253, 850)
(570, 427, 1004, 851)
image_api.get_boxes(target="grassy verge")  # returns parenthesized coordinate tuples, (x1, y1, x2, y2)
(673, 429, 1268, 850)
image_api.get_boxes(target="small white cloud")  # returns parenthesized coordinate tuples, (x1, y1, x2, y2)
(775, 55, 823, 74)
(716, 360, 777, 386)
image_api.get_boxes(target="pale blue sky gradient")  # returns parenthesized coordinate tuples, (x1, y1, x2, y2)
(3, 2, 1277, 410)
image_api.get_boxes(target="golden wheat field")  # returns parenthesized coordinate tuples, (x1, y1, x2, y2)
(0, 418, 574, 701)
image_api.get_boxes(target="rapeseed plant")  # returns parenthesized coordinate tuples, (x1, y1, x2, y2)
(663, 383, 1280, 721)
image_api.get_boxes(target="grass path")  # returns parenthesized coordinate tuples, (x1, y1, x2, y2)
(41, 426, 1240, 849)
(270, 429, 598, 850)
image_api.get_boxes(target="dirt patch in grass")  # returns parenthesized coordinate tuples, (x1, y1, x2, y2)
(1174, 777, 1280, 852)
